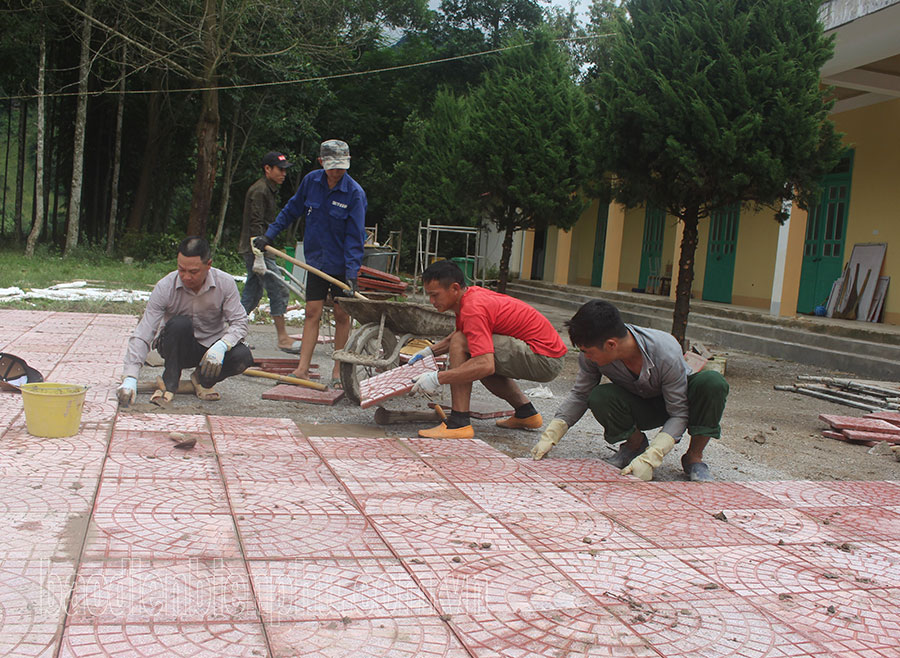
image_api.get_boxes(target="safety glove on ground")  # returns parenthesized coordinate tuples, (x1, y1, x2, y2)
(116, 376, 137, 407)
(530, 418, 568, 460)
(408, 346, 433, 365)
(200, 340, 229, 379)
(621, 431, 676, 481)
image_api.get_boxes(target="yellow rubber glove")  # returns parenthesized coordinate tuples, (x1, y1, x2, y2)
(530, 418, 568, 460)
(621, 431, 676, 481)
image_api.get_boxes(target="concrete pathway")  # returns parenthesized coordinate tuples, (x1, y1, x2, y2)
(1, 310, 899, 656)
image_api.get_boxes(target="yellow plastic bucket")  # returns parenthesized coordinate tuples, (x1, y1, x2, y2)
(20, 383, 87, 438)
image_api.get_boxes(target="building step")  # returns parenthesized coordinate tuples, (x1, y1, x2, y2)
(506, 280, 900, 380)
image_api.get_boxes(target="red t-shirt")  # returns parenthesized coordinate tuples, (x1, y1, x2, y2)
(455, 286, 567, 358)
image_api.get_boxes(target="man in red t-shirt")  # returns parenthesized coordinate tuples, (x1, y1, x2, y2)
(408, 260, 567, 438)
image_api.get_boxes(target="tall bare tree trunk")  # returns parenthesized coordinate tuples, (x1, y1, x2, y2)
(14, 100, 27, 245)
(212, 119, 235, 250)
(106, 42, 126, 255)
(671, 204, 700, 349)
(2, 99, 11, 237)
(25, 32, 46, 257)
(64, 0, 93, 256)
(498, 220, 515, 294)
(126, 86, 161, 234)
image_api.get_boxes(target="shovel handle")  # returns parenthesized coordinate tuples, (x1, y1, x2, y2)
(263, 245, 368, 300)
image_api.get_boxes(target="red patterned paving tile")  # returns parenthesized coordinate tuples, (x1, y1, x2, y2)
(650, 481, 786, 510)
(75, 398, 119, 425)
(0, 431, 106, 478)
(608, 592, 830, 658)
(0, 512, 86, 560)
(325, 457, 444, 484)
(68, 559, 256, 624)
(82, 513, 242, 560)
(368, 512, 530, 557)
(267, 617, 470, 657)
(609, 509, 765, 548)
(566, 481, 694, 512)
(59, 622, 268, 657)
(724, 508, 844, 545)
(781, 541, 900, 591)
(115, 414, 209, 434)
(0, 560, 76, 624)
(423, 456, 546, 483)
(0, 476, 96, 515)
(548, 548, 715, 603)
(842, 429, 900, 443)
(219, 453, 339, 487)
(307, 435, 415, 460)
(495, 511, 653, 553)
(345, 482, 482, 516)
(212, 432, 314, 457)
(798, 506, 900, 541)
(208, 415, 298, 434)
(95, 479, 230, 515)
(104, 436, 219, 480)
(516, 457, 626, 483)
(749, 588, 900, 655)
(405, 551, 593, 616)
(402, 437, 500, 459)
(679, 544, 851, 597)
(262, 384, 344, 405)
(237, 512, 393, 559)
(48, 363, 123, 386)
(227, 482, 358, 516)
(450, 606, 654, 657)
(359, 355, 438, 409)
(743, 481, 870, 508)
(249, 558, 434, 621)
(0, 623, 58, 657)
(865, 411, 900, 426)
(821, 481, 900, 507)
(819, 414, 900, 434)
(454, 482, 595, 514)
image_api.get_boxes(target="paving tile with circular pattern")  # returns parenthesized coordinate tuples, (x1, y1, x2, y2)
(454, 481, 596, 514)
(565, 481, 693, 512)
(104, 434, 219, 480)
(749, 588, 900, 655)
(307, 436, 416, 460)
(450, 606, 655, 657)
(405, 551, 593, 616)
(0, 512, 86, 560)
(0, 622, 59, 657)
(608, 592, 831, 657)
(227, 482, 358, 516)
(115, 414, 209, 434)
(547, 548, 715, 604)
(219, 453, 339, 488)
(798, 506, 900, 541)
(82, 513, 242, 560)
(650, 481, 787, 511)
(237, 512, 393, 560)
(267, 617, 471, 657)
(743, 481, 870, 508)
(0, 560, 76, 625)
(249, 558, 434, 621)
(0, 476, 96, 515)
(422, 456, 546, 484)
(213, 432, 315, 457)
(781, 540, 900, 590)
(0, 431, 106, 478)
(95, 479, 230, 515)
(494, 511, 653, 553)
(608, 509, 765, 548)
(821, 481, 900, 507)
(723, 508, 844, 545)
(403, 437, 501, 459)
(68, 559, 256, 624)
(208, 415, 298, 435)
(58, 622, 269, 657)
(343, 482, 482, 516)
(515, 457, 627, 483)
(325, 458, 445, 484)
(678, 544, 854, 597)
(368, 512, 530, 557)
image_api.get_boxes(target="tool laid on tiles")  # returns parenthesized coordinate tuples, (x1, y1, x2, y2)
(167, 432, 197, 450)
(243, 367, 327, 391)
(373, 406, 442, 425)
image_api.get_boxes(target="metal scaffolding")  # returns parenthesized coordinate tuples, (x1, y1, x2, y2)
(413, 220, 486, 297)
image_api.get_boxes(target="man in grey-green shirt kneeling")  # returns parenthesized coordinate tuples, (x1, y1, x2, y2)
(530, 299, 728, 482)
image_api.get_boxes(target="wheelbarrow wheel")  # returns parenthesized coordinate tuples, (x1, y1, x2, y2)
(340, 323, 398, 404)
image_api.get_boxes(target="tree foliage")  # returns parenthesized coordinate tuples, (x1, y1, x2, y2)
(598, 0, 843, 346)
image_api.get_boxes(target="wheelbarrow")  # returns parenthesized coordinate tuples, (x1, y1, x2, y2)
(332, 298, 456, 404)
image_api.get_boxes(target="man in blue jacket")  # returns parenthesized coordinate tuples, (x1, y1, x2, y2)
(253, 140, 366, 386)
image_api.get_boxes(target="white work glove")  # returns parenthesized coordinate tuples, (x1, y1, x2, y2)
(530, 418, 568, 460)
(407, 346, 433, 365)
(410, 370, 441, 397)
(250, 243, 267, 276)
(117, 376, 137, 407)
(200, 340, 229, 379)
(621, 432, 676, 481)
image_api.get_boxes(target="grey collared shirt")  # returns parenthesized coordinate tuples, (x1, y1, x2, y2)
(554, 324, 692, 439)
(123, 267, 248, 379)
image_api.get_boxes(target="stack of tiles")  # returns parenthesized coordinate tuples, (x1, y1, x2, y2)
(819, 413, 900, 446)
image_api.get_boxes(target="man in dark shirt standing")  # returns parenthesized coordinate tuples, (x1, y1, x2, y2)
(238, 151, 298, 353)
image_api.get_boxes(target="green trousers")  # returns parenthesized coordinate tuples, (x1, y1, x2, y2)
(588, 370, 729, 444)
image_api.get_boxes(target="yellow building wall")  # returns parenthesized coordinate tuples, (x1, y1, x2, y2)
(831, 98, 900, 324)
(570, 200, 600, 285)
(726, 207, 779, 309)
(544, 227, 559, 282)
(618, 207, 646, 291)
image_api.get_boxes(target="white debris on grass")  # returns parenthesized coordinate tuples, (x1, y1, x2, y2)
(524, 384, 554, 399)
(0, 280, 151, 303)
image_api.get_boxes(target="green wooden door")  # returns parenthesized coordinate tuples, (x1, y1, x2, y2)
(638, 206, 665, 290)
(702, 204, 740, 303)
(797, 153, 853, 313)
(591, 204, 607, 287)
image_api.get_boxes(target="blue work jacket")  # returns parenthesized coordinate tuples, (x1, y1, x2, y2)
(266, 169, 367, 280)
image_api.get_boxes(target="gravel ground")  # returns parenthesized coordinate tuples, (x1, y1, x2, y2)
(123, 310, 900, 483)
